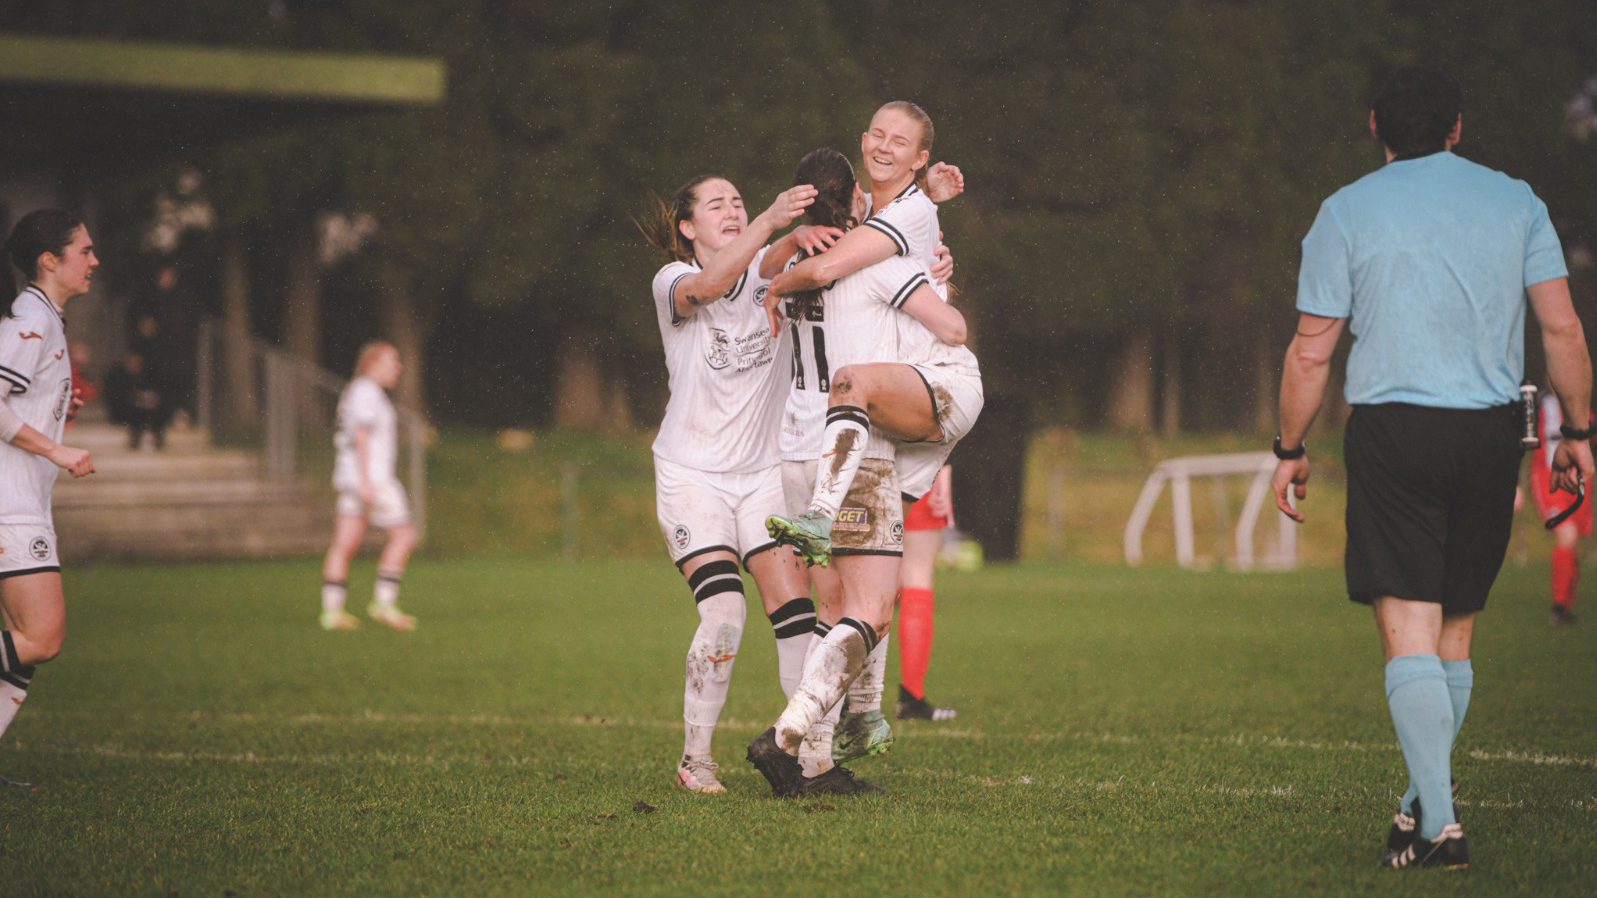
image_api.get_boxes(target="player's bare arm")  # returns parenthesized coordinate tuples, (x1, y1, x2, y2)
(757, 225, 846, 280)
(352, 426, 374, 503)
(1271, 313, 1346, 521)
(769, 225, 899, 296)
(900, 284, 966, 345)
(1529, 276, 1596, 491)
(671, 185, 818, 320)
(3, 422, 92, 478)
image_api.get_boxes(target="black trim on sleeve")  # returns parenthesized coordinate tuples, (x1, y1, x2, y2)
(0, 364, 30, 391)
(889, 273, 930, 309)
(668, 271, 694, 327)
(863, 218, 909, 256)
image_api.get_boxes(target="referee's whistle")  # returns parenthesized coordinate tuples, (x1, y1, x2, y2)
(1521, 384, 1540, 450)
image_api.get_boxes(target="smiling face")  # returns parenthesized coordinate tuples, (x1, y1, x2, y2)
(39, 225, 98, 301)
(677, 178, 748, 261)
(861, 107, 930, 193)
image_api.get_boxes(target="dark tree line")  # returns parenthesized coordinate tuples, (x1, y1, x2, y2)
(9, 0, 1596, 432)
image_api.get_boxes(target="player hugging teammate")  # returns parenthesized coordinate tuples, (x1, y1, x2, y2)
(640, 102, 978, 797)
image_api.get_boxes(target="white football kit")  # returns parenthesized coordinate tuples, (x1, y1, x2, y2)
(0, 287, 72, 573)
(778, 256, 935, 553)
(332, 375, 411, 529)
(651, 250, 789, 566)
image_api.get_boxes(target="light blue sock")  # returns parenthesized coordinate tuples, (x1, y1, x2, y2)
(1385, 654, 1456, 839)
(1399, 658, 1473, 816)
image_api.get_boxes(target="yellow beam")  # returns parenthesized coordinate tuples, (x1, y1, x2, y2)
(0, 32, 444, 105)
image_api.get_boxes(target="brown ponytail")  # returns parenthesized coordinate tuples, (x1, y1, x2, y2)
(635, 175, 720, 265)
(787, 149, 859, 321)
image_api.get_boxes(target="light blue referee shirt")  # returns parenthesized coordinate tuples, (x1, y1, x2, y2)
(1297, 150, 1567, 409)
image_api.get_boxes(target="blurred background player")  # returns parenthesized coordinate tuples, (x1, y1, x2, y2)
(640, 175, 826, 794)
(0, 210, 98, 790)
(320, 341, 418, 632)
(897, 464, 957, 720)
(1529, 390, 1590, 625)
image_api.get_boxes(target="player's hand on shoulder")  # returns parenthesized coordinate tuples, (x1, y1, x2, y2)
(932, 234, 954, 285)
(926, 162, 964, 203)
(794, 225, 843, 255)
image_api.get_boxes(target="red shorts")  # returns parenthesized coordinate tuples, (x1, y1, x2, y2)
(1531, 462, 1593, 535)
(904, 491, 948, 531)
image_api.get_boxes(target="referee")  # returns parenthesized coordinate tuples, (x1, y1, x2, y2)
(1271, 67, 1593, 871)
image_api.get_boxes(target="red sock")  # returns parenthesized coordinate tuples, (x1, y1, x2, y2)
(898, 587, 935, 699)
(1552, 546, 1579, 610)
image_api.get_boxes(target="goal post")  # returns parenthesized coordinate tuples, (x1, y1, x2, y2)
(1123, 451, 1298, 570)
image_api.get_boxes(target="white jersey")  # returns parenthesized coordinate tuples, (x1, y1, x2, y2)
(651, 249, 787, 474)
(863, 184, 947, 300)
(0, 287, 72, 524)
(779, 255, 931, 461)
(332, 376, 399, 490)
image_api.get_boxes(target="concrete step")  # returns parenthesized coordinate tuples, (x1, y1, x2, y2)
(55, 449, 263, 483)
(53, 477, 313, 509)
(64, 422, 212, 455)
(57, 498, 336, 562)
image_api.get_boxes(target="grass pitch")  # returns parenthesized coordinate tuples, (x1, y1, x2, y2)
(2, 556, 1593, 896)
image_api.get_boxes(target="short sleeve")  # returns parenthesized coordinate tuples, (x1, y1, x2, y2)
(1296, 199, 1354, 318)
(653, 261, 696, 328)
(875, 257, 932, 309)
(863, 196, 933, 257)
(344, 380, 384, 428)
(1522, 191, 1568, 289)
(0, 309, 48, 394)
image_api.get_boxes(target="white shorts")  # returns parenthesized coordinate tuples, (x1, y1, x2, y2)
(897, 364, 984, 500)
(782, 458, 904, 556)
(335, 479, 412, 530)
(0, 521, 60, 577)
(655, 457, 785, 569)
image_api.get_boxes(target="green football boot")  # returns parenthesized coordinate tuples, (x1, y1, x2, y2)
(766, 512, 834, 567)
(833, 709, 894, 763)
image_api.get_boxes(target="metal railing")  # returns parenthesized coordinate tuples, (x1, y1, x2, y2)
(194, 317, 428, 534)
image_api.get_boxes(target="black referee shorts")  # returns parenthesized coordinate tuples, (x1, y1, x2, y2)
(1343, 402, 1521, 614)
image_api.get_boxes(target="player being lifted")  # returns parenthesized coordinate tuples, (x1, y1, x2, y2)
(746, 147, 976, 796)
(759, 101, 971, 767)
(0, 210, 98, 791)
(321, 341, 420, 632)
(639, 175, 836, 793)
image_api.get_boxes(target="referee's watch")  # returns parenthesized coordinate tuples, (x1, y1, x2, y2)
(1561, 420, 1597, 441)
(1273, 435, 1306, 460)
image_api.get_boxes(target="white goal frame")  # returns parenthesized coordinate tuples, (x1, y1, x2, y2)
(1123, 451, 1298, 570)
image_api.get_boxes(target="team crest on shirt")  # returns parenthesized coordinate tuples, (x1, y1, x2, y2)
(672, 525, 691, 551)
(706, 329, 732, 370)
(891, 521, 904, 544)
(29, 537, 50, 560)
(54, 378, 72, 421)
(834, 507, 869, 532)
(753, 285, 769, 307)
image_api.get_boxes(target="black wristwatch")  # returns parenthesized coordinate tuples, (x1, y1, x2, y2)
(1561, 420, 1597, 441)
(1273, 435, 1306, 460)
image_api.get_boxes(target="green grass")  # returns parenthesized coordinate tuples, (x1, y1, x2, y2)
(2, 556, 1594, 896)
